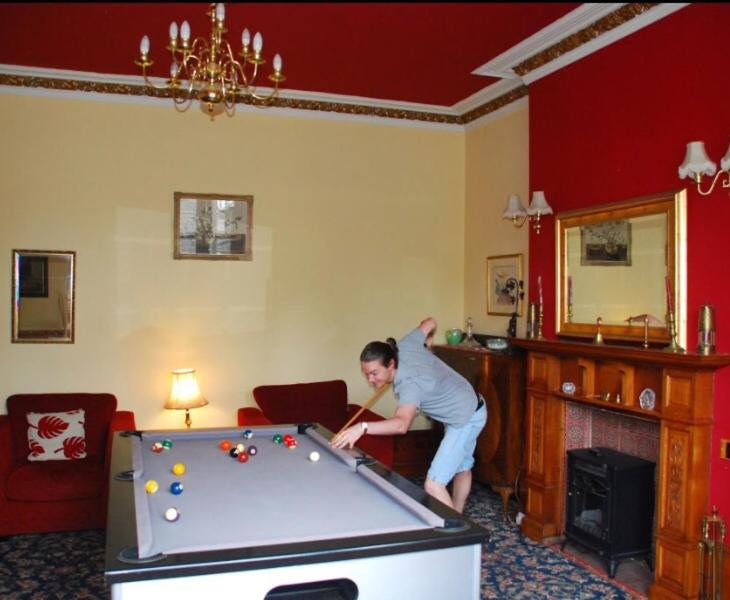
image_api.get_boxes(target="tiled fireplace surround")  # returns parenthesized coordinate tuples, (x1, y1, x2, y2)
(566, 403, 660, 461)
(514, 338, 730, 600)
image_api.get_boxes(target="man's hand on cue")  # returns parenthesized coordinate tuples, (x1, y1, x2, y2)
(330, 424, 364, 450)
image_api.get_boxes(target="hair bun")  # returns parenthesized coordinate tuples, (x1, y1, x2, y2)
(386, 337, 397, 349)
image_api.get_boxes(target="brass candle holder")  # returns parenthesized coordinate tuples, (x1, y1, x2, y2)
(663, 311, 685, 353)
(537, 302, 544, 339)
(527, 302, 538, 339)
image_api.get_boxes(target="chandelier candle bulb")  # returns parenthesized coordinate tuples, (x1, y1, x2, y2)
(242, 28, 251, 47)
(216, 3, 225, 22)
(169, 22, 178, 42)
(274, 54, 282, 73)
(253, 32, 263, 54)
(140, 36, 150, 56)
(181, 21, 190, 43)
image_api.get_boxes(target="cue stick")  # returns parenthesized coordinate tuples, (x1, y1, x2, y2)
(331, 383, 391, 441)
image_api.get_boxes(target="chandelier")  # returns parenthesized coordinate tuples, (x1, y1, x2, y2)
(135, 3, 285, 117)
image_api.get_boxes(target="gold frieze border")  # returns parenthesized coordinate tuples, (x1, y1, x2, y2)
(513, 3, 659, 77)
(0, 72, 531, 126)
(0, 73, 468, 125)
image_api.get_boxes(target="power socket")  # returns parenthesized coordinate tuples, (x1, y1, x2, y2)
(722, 439, 730, 460)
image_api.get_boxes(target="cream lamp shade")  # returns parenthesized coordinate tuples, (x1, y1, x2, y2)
(527, 191, 553, 216)
(165, 368, 208, 428)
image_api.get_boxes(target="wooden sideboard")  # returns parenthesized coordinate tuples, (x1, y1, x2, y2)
(433, 344, 526, 517)
(512, 337, 730, 600)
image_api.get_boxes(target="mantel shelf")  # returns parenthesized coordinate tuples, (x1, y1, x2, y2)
(512, 337, 730, 370)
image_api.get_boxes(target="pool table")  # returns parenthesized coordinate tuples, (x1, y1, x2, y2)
(105, 424, 489, 599)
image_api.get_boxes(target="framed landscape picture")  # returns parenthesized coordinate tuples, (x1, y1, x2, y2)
(173, 192, 253, 260)
(580, 219, 631, 266)
(486, 254, 523, 316)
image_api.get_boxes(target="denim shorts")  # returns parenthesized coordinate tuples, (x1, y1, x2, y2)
(427, 398, 487, 485)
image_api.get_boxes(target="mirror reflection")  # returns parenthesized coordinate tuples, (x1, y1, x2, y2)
(12, 250, 75, 343)
(557, 190, 686, 346)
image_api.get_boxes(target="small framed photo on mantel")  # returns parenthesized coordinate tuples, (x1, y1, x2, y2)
(173, 192, 253, 260)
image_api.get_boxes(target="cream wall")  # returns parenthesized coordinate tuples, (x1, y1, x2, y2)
(464, 101, 530, 336)
(0, 93, 465, 429)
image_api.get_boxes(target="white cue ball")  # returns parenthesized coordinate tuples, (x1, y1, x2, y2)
(309, 451, 320, 462)
(164, 507, 180, 522)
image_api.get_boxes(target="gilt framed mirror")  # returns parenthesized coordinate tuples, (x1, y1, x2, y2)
(12, 250, 75, 343)
(556, 190, 686, 346)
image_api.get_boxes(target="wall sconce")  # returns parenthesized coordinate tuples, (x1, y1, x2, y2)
(678, 140, 730, 195)
(165, 368, 208, 428)
(502, 191, 553, 234)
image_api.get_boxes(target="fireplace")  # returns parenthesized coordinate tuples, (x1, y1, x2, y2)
(563, 447, 655, 578)
(514, 337, 730, 600)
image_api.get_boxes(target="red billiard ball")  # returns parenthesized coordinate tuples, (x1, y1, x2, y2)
(237, 451, 249, 463)
(220, 440, 232, 451)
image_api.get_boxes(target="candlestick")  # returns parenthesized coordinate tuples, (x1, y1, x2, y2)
(537, 303, 544, 339)
(665, 276, 674, 315)
(567, 275, 573, 323)
(567, 275, 572, 305)
(538, 275, 543, 306)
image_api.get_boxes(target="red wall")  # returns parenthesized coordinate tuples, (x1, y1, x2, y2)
(528, 4, 730, 512)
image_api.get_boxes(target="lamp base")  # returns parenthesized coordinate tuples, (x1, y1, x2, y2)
(184, 409, 192, 429)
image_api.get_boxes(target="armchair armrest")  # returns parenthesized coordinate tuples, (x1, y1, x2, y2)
(237, 407, 273, 426)
(0, 416, 11, 497)
(111, 410, 136, 432)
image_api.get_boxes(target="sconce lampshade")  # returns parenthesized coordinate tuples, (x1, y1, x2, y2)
(527, 191, 553, 216)
(721, 142, 730, 172)
(678, 141, 717, 180)
(165, 368, 208, 428)
(502, 194, 527, 219)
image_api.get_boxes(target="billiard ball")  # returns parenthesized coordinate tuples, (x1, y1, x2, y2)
(242, 429, 253, 439)
(309, 451, 320, 462)
(220, 440, 232, 451)
(164, 507, 180, 522)
(145, 480, 159, 494)
(161, 439, 173, 450)
(283, 434, 294, 442)
(170, 481, 184, 495)
(272, 434, 283, 444)
(237, 451, 249, 463)
(286, 440, 297, 449)
(236, 443, 245, 453)
(247, 445, 258, 456)
(172, 462, 186, 476)
(151, 442, 164, 453)
(229, 447, 240, 458)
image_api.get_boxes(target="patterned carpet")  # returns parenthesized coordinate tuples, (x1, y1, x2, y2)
(0, 481, 641, 599)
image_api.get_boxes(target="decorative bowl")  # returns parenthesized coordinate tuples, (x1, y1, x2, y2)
(445, 328, 464, 345)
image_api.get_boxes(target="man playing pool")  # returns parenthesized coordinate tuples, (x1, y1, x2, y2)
(331, 317, 487, 513)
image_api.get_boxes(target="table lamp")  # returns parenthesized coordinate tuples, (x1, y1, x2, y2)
(165, 368, 208, 428)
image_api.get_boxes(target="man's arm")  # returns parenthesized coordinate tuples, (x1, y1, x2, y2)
(330, 403, 418, 449)
(418, 317, 437, 347)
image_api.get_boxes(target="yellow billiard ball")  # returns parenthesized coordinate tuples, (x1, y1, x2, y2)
(145, 480, 159, 494)
(172, 462, 186, 476)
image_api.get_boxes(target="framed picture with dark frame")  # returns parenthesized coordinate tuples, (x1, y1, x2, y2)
(18, 255, 48, 298)
(173, 192, 253, 260)
(486, 254, 523, 316)
(580, 219, 631, 266)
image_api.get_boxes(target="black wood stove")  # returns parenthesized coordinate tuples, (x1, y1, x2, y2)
(562, 447, 655, 578)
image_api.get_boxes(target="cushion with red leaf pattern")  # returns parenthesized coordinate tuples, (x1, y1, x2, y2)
(26, 409, 87, 461)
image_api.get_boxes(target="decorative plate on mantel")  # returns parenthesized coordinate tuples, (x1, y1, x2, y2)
(639, 388, 656, 411)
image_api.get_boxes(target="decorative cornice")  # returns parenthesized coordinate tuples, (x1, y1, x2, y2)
(513, 3, 659, 77)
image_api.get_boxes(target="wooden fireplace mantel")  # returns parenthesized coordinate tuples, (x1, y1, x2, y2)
(511, 337, 730, 600)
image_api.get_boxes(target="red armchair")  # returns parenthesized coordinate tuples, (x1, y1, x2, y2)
(238, 379, 395, 467)
(0, 393, 136, 536)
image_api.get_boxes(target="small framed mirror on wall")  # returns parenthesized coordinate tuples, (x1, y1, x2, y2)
(556, 190, 686, 346)
(12, 250, 75, 343)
